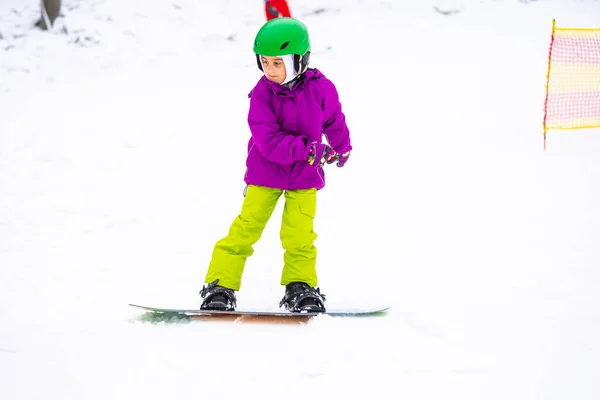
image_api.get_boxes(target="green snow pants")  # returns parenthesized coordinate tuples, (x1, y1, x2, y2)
(204, 185, 318, 291)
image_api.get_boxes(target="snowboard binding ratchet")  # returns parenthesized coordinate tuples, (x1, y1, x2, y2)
(199, 279, 237, 311)
(279, 282, 326, 313)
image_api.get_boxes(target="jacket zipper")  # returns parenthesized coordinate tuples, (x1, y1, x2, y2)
(317, 167, 324, 186)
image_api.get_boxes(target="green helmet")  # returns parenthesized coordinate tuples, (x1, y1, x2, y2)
(254, 17, 311, 56)
(253, 17, 311, 74)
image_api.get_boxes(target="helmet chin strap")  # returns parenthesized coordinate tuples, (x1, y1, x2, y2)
(281, 54, 298, 85)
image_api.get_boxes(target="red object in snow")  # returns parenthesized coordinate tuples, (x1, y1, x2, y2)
(265, 0, 291, 21)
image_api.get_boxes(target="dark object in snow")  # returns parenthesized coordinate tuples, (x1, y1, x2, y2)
(433, 6, 461, 16)
(35, 0, 62, 30)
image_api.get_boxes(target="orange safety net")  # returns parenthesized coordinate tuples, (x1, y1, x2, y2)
(543, 20, 600, 146)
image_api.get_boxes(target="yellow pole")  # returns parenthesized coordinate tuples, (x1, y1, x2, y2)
(543, 19, 556, 150)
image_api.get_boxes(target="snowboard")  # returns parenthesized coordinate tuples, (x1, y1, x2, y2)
(129, 303, 389, 323)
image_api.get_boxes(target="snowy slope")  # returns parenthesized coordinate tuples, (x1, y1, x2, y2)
(1, 1, 600, 399)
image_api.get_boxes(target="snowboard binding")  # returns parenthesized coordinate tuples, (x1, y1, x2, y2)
(279, 282, 326, 313)
(200, 279, 237, 311)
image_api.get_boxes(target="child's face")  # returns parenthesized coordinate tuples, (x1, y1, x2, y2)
(261, 56, 287, 84)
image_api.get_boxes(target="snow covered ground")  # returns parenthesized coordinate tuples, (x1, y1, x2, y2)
(1, 0, 600, 399)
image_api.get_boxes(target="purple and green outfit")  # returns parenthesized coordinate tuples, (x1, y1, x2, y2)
(204, 68, 351, 290)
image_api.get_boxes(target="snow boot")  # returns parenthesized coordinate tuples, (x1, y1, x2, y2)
(200, 279, 236, 311)
(279, 282, 326, 313)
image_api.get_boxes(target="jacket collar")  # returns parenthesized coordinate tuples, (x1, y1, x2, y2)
(260, 69, 324, 96)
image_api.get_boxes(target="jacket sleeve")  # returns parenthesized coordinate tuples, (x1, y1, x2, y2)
(248, 88, 311, 165)
(321, 79, 352, 154)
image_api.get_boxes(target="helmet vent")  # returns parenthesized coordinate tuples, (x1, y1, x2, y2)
(280, 41, 290, 50)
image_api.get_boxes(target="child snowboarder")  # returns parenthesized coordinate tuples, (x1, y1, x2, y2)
(200, 17, 352, 313)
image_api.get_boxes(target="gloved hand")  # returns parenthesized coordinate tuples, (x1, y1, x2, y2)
(307, 142, 337, 168)
(335, 150, 351, 168)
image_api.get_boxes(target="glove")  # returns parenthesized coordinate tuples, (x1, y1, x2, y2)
(335, 150, 351, 168)
(307, 142, 337, 168)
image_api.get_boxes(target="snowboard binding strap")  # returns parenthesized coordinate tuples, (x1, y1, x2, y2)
(199, 279, 237, 311)
(279, 283, 326, 313)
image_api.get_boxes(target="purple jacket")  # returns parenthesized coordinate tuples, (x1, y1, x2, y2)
(244, 68, 351, 191)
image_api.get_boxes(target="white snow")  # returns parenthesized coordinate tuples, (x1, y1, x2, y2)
(1, 0, 600, 399)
